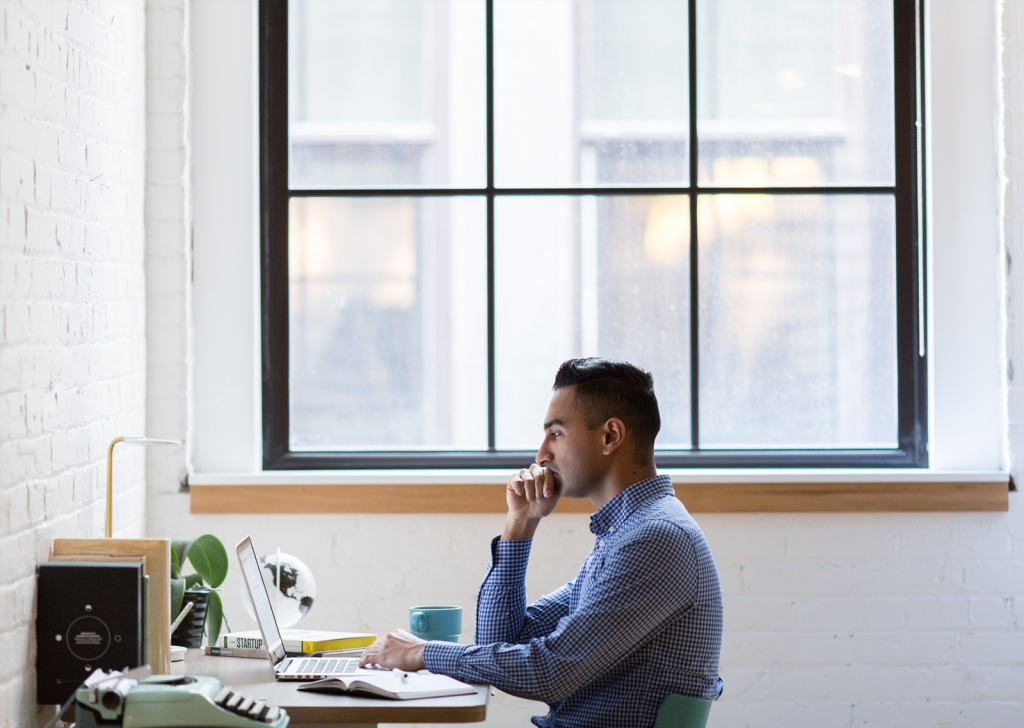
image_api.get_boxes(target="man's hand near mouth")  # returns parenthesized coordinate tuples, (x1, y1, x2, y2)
(503, 463, 561, 541)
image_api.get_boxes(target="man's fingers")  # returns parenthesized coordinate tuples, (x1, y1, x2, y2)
(509, 467, 559, 503)
(530, 464, 551, 498)
(360, 636, 392, 667)
(543, 469, 555, 498)
(359, 645, 378, 666)
(526, 463, 555, 500)
(528, 464, 545, 500)
(520, 467, 539, 501)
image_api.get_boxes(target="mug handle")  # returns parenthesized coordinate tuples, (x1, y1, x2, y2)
(411, 611, 427, 633)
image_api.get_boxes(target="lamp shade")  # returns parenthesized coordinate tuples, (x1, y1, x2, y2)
(122, 437, 181, 447)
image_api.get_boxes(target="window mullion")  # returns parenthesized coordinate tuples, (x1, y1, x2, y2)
(688, 0, 699, 450)
(486, 0, 496, 451)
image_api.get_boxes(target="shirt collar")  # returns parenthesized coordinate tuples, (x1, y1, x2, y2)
(589, 474, 674, 535)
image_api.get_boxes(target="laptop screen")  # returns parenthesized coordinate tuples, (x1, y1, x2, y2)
(237, 537, 287, 665)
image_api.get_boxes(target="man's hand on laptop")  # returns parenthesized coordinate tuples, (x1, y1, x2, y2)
(503, 463, 560, 541)
(358, 629, 427, 671)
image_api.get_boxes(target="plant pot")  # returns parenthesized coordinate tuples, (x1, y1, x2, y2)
(171, 588, 211, 648)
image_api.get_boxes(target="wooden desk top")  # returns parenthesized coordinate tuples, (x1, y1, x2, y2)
(174, 649, 489, 724)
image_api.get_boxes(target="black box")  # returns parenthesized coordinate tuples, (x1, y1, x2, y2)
(36, 562, 144, 705)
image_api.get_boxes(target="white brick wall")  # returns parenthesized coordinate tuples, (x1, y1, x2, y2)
(0, 1, 147, 726)
(700, 510, 1024, 727)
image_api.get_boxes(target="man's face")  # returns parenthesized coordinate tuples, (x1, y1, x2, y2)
(535, 386, 606, 499)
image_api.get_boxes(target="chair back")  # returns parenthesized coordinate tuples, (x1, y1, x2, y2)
(653, 694, 712, 728)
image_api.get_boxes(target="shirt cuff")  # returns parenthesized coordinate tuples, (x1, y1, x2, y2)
(487, 535, 532, 584)
(422, 640, 471, 676)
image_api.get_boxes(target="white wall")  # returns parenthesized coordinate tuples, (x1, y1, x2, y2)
(929, 0, 1005, 471)
(145, 0, 192, 500)
(189, 0, 260, 473)
(0, 2, 148, 726)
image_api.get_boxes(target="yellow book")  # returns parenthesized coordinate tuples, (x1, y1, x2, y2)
(300, 634, 376, 653)
(223, 628, 375, 654)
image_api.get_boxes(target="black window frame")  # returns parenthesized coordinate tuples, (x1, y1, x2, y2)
(260, 0, 928, 470)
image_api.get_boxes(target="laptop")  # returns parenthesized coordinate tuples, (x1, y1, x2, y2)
(237, 536, 379, 681)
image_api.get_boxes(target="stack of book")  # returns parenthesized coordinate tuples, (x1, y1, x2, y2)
(206, 629, 375, 659)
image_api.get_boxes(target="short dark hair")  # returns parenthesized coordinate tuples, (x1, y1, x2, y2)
(552, 358, 661, 454)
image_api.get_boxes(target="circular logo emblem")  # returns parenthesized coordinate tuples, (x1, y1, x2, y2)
(66, 616, 111, 661)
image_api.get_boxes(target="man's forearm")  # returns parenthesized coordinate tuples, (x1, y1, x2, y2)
(502, 516, 541, 541)
(477, 536, 533, 644)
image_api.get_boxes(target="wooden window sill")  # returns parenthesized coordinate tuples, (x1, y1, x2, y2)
(188, 471, 1010, 514)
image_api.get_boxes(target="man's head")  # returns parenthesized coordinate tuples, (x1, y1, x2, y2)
(536, 358, 661, 498)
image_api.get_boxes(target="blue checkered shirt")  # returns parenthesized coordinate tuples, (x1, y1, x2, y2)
(423, 475, 723, 727)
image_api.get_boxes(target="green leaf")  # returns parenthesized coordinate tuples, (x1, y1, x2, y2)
(185, 535, 229, 588)
(184, 573, 204, 589)
(170, 546, 181, 580)
(205, 590, 224, 647)
(170, 577, 185, 621)
(171, 539, 194, 578)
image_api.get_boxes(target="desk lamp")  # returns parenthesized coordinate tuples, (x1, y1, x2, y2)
(105, 437, 181, 537)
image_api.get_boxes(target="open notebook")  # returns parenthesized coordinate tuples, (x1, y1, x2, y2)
(297, 671, 476, 700)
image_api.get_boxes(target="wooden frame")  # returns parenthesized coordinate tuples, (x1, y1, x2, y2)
(190, 479, 1009, 514)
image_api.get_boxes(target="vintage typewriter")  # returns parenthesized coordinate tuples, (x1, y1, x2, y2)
(72, 668, 289, 728)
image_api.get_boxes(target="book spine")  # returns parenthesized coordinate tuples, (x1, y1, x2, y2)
(301, 635, 376, 653)
(224, 635, 266, 650)
(205, 646, 267, 660)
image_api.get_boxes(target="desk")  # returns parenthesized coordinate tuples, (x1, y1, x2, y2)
(174, 649, 489, 727)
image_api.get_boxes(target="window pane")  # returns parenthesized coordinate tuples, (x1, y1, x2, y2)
(496, 196, 691, 449)
(289, 197, 488, 449)
(495, 0, 689, 188)
(288, 0, 486, 188)
(698, 194, 896, 447)
(697, 0, 894, 186)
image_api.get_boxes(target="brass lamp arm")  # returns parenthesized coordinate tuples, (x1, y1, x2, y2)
(105, 437, 124, 538)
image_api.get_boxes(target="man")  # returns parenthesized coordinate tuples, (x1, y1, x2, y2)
(361, 358, 724, 727)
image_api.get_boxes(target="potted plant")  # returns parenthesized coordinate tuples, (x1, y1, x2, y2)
(170, 534, 229, 648)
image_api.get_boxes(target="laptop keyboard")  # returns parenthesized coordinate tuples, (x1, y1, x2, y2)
(292, 658, 359, 675)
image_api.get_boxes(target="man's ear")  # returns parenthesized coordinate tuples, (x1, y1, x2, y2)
(601, 418, 626, 455)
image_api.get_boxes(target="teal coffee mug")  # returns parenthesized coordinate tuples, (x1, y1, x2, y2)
(410, 605, 462, 643)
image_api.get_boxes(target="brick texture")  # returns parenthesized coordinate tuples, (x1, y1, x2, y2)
(0, 1, 147, 725)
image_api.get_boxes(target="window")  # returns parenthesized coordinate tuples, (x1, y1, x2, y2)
(260, 0, 926, 469)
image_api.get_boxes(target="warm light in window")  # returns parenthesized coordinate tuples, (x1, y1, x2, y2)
(643, 197, 689, 266)
(770, 157, 820, 186)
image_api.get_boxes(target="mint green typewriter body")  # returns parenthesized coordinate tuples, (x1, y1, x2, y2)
(75, 674, 289, 728)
